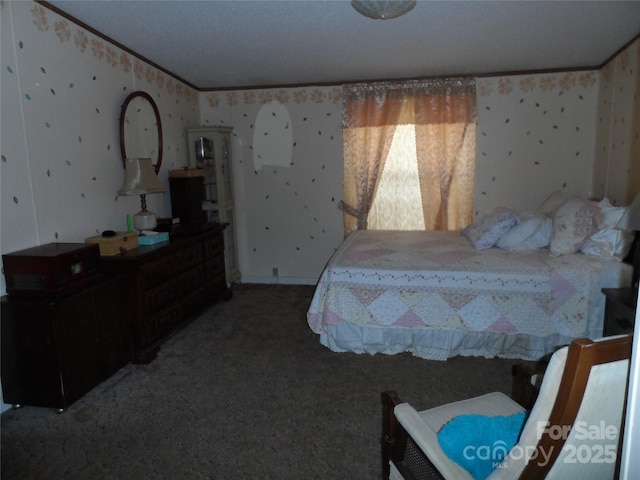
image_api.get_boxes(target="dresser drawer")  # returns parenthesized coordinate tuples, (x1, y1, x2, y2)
(174, 243, 202, 273)
(97, 225, 229, 363)
(146, 305, 182, 341)
(138, 256, 174, 291)
(181, 288, 208, 318)
(175, 266, 207, 298)
(202, 255, 225, 280)
(202, 233, 224, 258)
(142, 282, 176, 315)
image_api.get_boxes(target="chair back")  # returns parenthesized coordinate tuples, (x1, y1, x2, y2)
(490, 335, 632, 480)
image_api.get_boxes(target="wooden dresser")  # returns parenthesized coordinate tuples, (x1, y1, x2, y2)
(1, 274, 131, 411)
(100, 223, 229, 363)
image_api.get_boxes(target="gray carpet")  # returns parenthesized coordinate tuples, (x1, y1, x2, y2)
(1, 284, 515, 479)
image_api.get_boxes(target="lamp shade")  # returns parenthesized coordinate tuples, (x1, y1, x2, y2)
(118, 158, 165, 196)
(616, 193, 640, 231)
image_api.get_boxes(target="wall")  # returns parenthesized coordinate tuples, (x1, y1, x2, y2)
(205, 70, 606, 282)
(198, 87, 344, 284)
(475, 71, 600, 215)
(209, 53, 637, 283)
(0, 1, 199, 412)
(593, 38, 640, 205)
(1, 1, 199, 282)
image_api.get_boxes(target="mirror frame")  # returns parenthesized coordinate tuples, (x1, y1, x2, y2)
(119, 91, 163, 174)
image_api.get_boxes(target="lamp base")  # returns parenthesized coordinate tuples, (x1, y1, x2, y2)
(133, 210, 158, 231)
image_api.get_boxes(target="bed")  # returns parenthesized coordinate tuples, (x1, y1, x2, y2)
(307, 195, 633, 361)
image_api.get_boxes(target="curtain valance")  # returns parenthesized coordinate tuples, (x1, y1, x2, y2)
(343, 78, 476, 128)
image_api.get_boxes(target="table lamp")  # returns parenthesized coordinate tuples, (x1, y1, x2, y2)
(118, 158, 165, 231)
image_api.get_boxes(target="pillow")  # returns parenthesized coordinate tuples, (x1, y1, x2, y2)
(437, 411, 527, 480)
(462, 207, 519, 250)
(581, 199, 633, 259)
(536, 190, 569, 217)
(549, 198, 602, 256)
(496, 214, 552, 251)
(595, 198, 627, 229)
(581, 227, 633, 259)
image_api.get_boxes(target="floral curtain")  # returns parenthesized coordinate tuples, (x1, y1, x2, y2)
(341, 78, 476, 235)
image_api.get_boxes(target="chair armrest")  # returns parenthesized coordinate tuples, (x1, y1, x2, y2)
(381, 390, 405, 480)
(382, 390, 403, 439)
(511, 363, 545, 409)
(395, 403, 473, 480)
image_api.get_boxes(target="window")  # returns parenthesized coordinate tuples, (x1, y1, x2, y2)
(341, 79, 476, 236)
(368, 125, 425, 230)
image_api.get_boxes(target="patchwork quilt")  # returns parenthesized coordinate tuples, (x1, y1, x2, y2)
(307, 230, 631, 360)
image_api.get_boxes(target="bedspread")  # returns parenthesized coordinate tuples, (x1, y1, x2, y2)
(307, 230, 632, 360)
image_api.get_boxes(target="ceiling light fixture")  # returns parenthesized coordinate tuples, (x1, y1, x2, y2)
(351, 0, 417, 20)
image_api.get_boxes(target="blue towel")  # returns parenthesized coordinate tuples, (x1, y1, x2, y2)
(437, 411, 527, 480)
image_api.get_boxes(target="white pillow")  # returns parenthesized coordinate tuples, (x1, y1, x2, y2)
(497, 214, 552, 251)
(596, 198, 627, 228)
(581, 199, 633, 259)
(549, 198, 602, 256)
(581, 227, 633, 259)
(462, 207, 519, 250)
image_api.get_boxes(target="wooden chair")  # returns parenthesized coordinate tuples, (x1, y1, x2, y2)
(381, 335, 632, 480)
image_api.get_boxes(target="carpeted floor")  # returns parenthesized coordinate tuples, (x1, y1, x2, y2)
(1, 284, 516, 479)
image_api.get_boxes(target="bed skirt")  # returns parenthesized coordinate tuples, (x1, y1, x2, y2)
(316, 322, 601, 361)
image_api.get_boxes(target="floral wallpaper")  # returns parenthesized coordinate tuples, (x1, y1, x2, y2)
(205, 88, 342, 109)
(593, 38, 640, 206)
(474, 71, 601, 216)
(478, 72, 598, 97)
(29, 3, 198, 106)
(1, 1, 198, 284)
(199, 68, 614, 281)
(199, 86, 344, 283)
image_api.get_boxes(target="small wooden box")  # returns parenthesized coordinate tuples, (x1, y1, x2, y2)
(2, 243, 101, 298)
(85, 232, 139, 256)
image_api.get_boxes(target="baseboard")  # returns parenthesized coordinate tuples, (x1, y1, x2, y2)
(240, 275, 318, 286)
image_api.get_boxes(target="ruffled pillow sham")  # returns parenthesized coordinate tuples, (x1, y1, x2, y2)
(462, 207, 519, 250)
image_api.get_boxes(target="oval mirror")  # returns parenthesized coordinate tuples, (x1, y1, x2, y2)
(119, 91, 163, 173)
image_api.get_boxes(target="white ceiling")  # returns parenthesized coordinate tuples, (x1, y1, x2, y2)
(47, 0, 640, 90)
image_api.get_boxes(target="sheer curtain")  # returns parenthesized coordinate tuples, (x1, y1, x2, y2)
(341, 78, 476, 236)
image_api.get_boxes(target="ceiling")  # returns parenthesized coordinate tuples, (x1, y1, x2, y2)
(46, 0, 640, 91)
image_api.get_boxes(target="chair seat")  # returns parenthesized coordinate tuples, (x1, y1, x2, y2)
(395, 393, 525, 479)
(411, 392, 525, 432)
